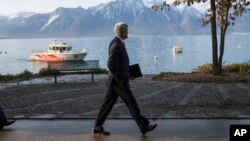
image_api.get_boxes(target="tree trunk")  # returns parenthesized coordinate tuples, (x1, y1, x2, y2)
(218, 2, 230, 74)
(218, 26, 227, 74)
(210, 0, 219, 75)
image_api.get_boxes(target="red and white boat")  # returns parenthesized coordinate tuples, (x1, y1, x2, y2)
(29, 41, 87, 61)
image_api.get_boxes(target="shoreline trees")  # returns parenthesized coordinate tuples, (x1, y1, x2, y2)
(151, 0, 250, 75)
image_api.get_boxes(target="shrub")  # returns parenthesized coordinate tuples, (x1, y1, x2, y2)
(38, 67, 59, 76)
(223, 63, 241, 73)
(194, 64, 213, 73)
(194, 63, 250, 75)
(0, 74, 15, 82)
(223, 63, 250, 74)
(16, 70, 34, 80)
(239, 64, 250, 74)
(0, 70, 34, 82)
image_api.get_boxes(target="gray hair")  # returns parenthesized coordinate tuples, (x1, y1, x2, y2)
(114, 22, 128, 37)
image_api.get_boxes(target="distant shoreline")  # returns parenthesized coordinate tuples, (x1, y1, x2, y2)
(1, 32, 250, 39)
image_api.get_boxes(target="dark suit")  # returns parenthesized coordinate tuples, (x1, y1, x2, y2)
(0, 106, 7, 127)
(94, 37, 149, 132)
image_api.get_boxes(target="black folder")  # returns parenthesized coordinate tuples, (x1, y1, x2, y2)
(129, 64, 142, 78)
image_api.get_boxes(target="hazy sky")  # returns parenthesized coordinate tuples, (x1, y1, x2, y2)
(0, 0, 115, 15)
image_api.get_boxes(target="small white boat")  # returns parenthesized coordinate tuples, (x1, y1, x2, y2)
(172, 44, 182, 53)
(29, 41, 87, 61)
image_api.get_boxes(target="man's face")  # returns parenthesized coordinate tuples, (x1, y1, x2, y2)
(121, 28, 128, 40)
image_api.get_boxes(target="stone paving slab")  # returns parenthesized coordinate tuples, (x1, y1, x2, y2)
(0, 75, 250, 119)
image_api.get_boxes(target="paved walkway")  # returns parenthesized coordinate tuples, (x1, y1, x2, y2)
(0, 74, 250, 119)
(1, 119, 249, 141)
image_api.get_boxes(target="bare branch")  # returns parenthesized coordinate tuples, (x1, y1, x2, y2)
(150, 0, 250, 26)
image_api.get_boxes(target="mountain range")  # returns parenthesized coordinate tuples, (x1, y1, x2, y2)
(0, 0, 250, 38)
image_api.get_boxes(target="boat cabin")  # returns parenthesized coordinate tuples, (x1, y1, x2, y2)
(48, 43, 72, 53)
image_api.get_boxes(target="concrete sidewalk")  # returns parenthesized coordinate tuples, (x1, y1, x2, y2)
(1, 75, 249, 140)
(1, 119, 249, 141)
(0, 74, 249, 119)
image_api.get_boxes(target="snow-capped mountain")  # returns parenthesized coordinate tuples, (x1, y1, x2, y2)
(0, 0, 249, 38)
(7, 12, 36, 20)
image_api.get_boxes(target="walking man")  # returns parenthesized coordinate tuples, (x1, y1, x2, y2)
(93, 22, 157, 135)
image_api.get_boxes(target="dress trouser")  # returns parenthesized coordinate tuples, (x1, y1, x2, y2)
(94, 79, 149, 132)
(0, 106, 7, 127)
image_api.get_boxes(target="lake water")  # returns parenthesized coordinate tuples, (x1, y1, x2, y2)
(0, 35, 249, 75)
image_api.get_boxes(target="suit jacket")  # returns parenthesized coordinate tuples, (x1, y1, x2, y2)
(107, 37, 130, 86)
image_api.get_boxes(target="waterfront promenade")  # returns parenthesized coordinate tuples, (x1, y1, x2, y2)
(1, 74, 250, 141)
(0, 74, 249, 119)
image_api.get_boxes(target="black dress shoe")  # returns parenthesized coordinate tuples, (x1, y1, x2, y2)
(3, 119, 16, 127)
(92, 127, 110, 135)
(141, 124, 157, 135)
